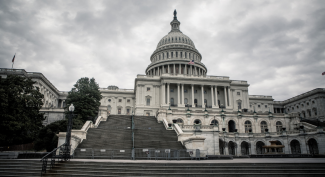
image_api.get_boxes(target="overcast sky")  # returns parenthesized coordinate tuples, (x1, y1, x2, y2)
(0, 0, 324, 101)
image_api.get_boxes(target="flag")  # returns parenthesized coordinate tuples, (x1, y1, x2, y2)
(12, 54, 15, 63)
(188, 60, 194, 64)
(322, 71, 325, 75)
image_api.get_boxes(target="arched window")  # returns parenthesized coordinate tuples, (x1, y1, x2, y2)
(256, 141, 265, 154)
(211, 120, 218, 126)
(241, 141, 249, 155)
(308, 138, 319, 155)
(228, 120, 236, 132)
(184, 98, 188, 104)
(176, 118, 183, 124)
(194, 119, 201, 124)
(261, 121, 268, 133)
(290, 140, 301, 154)
(276, 121, 283, 133)
(245, 121, 252, 133)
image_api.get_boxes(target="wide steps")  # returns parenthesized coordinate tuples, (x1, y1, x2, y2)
(42, 161, 325, 177)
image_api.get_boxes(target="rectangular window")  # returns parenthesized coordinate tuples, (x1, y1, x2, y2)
(238, 102, 242, 109)
(170, 89, 174, 92)
(171, 52, 173, 58)
(147, 87, 150, 91)
(204, 90, 207, 94)
(217, 91, 220, 94)
(237, 92, 240, 95)
(127, 99, 130, 103)
(265, 105, 267, 108)
(119, 99, 122, 102)
(194, 90, 197, 93)
(146, 98, 150, 106)
(258, 105, 260, 108)
(184, 89, 187, 93)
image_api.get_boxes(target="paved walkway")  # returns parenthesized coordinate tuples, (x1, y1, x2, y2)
(13, 158, 325, 163)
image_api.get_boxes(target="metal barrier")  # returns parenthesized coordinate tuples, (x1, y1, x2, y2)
(40, 143, 67, 176)
(74, 147, 203, 160)
(134, 148, 201, 160)
(74, 148, 132, 159)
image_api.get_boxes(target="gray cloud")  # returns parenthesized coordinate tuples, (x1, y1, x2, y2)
(0, 0, 324, 101)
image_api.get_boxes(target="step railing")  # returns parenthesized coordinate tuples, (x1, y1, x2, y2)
(40, 143, 67, 176)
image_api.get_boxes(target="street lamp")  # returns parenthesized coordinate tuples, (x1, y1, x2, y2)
(63, 104, 75, 161)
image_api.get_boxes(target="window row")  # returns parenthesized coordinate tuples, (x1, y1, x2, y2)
(152, 51, 200, 62)
(158, 36, 194, 46)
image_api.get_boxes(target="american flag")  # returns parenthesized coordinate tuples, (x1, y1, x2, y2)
(188, 60, 194, 64)
(12, 54, 15, 63)
(322, 71, 325, 75)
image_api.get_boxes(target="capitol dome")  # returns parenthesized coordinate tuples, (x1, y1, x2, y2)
(145, 10, 207, 76)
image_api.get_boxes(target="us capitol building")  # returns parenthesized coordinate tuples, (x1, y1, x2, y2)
(1, 11, 324, 156)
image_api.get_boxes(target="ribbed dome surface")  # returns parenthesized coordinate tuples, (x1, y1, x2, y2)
(156, 31, 196, 49)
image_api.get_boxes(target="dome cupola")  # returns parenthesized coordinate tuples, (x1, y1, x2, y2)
(145, 10, 207, 77)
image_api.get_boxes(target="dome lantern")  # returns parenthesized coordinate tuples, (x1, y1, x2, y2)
(170, 9, 181, 33)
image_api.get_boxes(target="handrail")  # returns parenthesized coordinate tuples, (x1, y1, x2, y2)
(40, 143, 67, 176)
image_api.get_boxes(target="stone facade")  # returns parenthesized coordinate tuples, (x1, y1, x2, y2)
(1, 11, 324, 155)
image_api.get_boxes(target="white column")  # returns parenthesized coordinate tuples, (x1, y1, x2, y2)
(224, 87, 228, 107)
(167, 83, 170, 105)
(142, 85, 145, 105)
(211, 86, 214, 107)
(191, 84, 195, 107)
(215, 86, 218, 108)
(173, 64, 176, 75)
(162, 65, 165, 74)
(201, 85, 204, 107)
(228, 87, 232, 108)
(177, 84, 180, 106)
(152, 86, 156, 106)
(181, 84, 184, 105)
(161, 83, 165, 105)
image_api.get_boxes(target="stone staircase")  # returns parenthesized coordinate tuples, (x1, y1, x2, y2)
(42, 161, 325, 176)
(134, 116, 185, 149)
(0, 159, 43, 177)
(74, 115, 133, 159)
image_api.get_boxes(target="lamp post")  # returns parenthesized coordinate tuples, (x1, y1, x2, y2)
(63, 104, 75, 161)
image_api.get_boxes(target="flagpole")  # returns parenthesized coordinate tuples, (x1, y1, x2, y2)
(12, 53, 16, 69)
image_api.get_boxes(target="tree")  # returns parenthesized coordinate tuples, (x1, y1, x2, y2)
(65, 77, 102, 123)
(0, 75, 44, 146)
(34, 118, 84, 152)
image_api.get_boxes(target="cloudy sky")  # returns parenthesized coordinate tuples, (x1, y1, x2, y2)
(1, 0, 324, 101)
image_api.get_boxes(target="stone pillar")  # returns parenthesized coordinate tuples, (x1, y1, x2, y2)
(191, 84, 195, 107)
(224, 87, 228, 108)
(225, 146, 229, 155)
(161, 83, 165, 105)
(201, 85, 204, 107)
(162, 65, 165, 74)
(181, 84, 184, 105)
(215, 86, 218, 108)
(167, 83, 170, 105)
(228, 87, 232, 108)
(185, 64, 187, 75)
(177, 84, 180, 106)
(190, 65, 192, 75)
(211, 86, 214, 107)
(173, 64, 176, 75)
